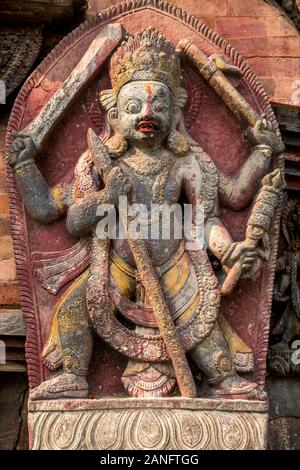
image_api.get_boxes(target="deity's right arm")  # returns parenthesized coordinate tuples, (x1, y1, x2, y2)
(9, 133, 64, 223)
(14, 159, 64, 223)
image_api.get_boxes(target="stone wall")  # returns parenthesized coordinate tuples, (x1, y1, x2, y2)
(87, 0, 300, 106)
(0, 111, 19, 306)
(267, 377, 300, 450)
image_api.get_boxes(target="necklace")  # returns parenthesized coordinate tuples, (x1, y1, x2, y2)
(122, 150, 176, 204)
(123, 151, 175, 176)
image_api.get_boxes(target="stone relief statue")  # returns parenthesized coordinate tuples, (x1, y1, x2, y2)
(269, 198, 300, 375)
(8, 28, 284, 401)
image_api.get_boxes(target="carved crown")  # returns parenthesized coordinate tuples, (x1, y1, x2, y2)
(109, 28, 181, 95)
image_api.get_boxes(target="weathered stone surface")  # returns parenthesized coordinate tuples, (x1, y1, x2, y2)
(0, 281, 20, 306)
(28, 398, 268, 450)
(267, 377, 300, 450)
(0, 309, 25, 336)
(0, 0, 298, 451)
(268, 417, 300, 450)
(0, 373, 28, 450)
(267, 377, 300, 418)
(0, 26, 42, 98)
(7, 0, 281, 404)
(269, 0, 300, 31)
(0, 0, 87, 24)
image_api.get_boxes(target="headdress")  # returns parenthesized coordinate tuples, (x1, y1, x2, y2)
(110, 28, 180, 95)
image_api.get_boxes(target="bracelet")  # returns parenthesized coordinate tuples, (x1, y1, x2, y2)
(253, 144, 272, 158)
(221, 243, 235, 267)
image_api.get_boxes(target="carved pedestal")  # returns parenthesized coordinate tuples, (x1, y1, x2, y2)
(28, 398, 268, 450)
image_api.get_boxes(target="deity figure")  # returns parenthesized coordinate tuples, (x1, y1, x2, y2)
(9, 29, 284, 400)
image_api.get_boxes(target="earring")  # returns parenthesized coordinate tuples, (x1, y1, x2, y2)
(167, 129, 190, 156)
(106, 132, 128, 156)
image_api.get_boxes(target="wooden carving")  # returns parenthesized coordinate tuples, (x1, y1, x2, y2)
(5, 0, 285, 402)
(269, 197, 300, 376)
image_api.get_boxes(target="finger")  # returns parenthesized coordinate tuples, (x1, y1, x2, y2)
(14, 139, 25, 151)
(270, 169, 280, 177)
(238, 246, 256, 255)
(254, 120, 263, 133)
(12, 130, 30, 140)
(243, 256, 256, 264)
(239, 250, 257, 261)
(242, 262, 254, 270)
(243, 246, 256, 252)
(242, 261, 255, 269)
(242, 262, 252, 269)
(240, 256, 255, 265)
(24, 137, 33, 146)
(256, 248, 268, 261)
(18, 149, 32, 161)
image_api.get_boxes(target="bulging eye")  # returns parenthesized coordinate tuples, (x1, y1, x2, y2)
(126, 101, 141, 114)
(153, 101, 167, 112)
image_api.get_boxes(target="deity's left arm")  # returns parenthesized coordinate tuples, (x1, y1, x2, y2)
(204, 217, 233, 262)
(182, 154, 233, 262)
(218, 117, 285, 211)
(218, 144, 272, 211)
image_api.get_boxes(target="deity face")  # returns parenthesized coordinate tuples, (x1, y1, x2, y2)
(114, 80, 173, 147)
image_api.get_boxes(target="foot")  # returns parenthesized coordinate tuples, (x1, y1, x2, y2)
(208, 374, 266, 400)
(30, 373, 89, 400)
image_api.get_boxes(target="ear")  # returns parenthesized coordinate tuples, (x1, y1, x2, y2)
(175, 87, 188, 109)
(172, 107, 181, 127)
(107, 107, 119, 127)
(167, 128, 190, 156)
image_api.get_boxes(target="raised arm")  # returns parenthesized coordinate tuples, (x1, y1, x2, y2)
(218, 119, 284, 211)
(181, 153, 231, 260)
(182, 151, 258, 276)
(9, 133, 64, 223)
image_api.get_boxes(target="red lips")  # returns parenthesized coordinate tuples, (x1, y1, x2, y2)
(136, 120, 159, 134)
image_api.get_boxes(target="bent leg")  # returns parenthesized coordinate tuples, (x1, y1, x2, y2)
(58, 273, 92, 377)
(190, 323, 262, 399)
(31, 272, 92, 400)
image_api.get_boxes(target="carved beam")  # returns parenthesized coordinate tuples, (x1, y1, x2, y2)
(0, 26, 42, 98)
(0, 0, 87, 24)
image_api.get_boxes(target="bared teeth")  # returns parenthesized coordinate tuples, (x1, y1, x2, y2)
(137, 121, 159, 132)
